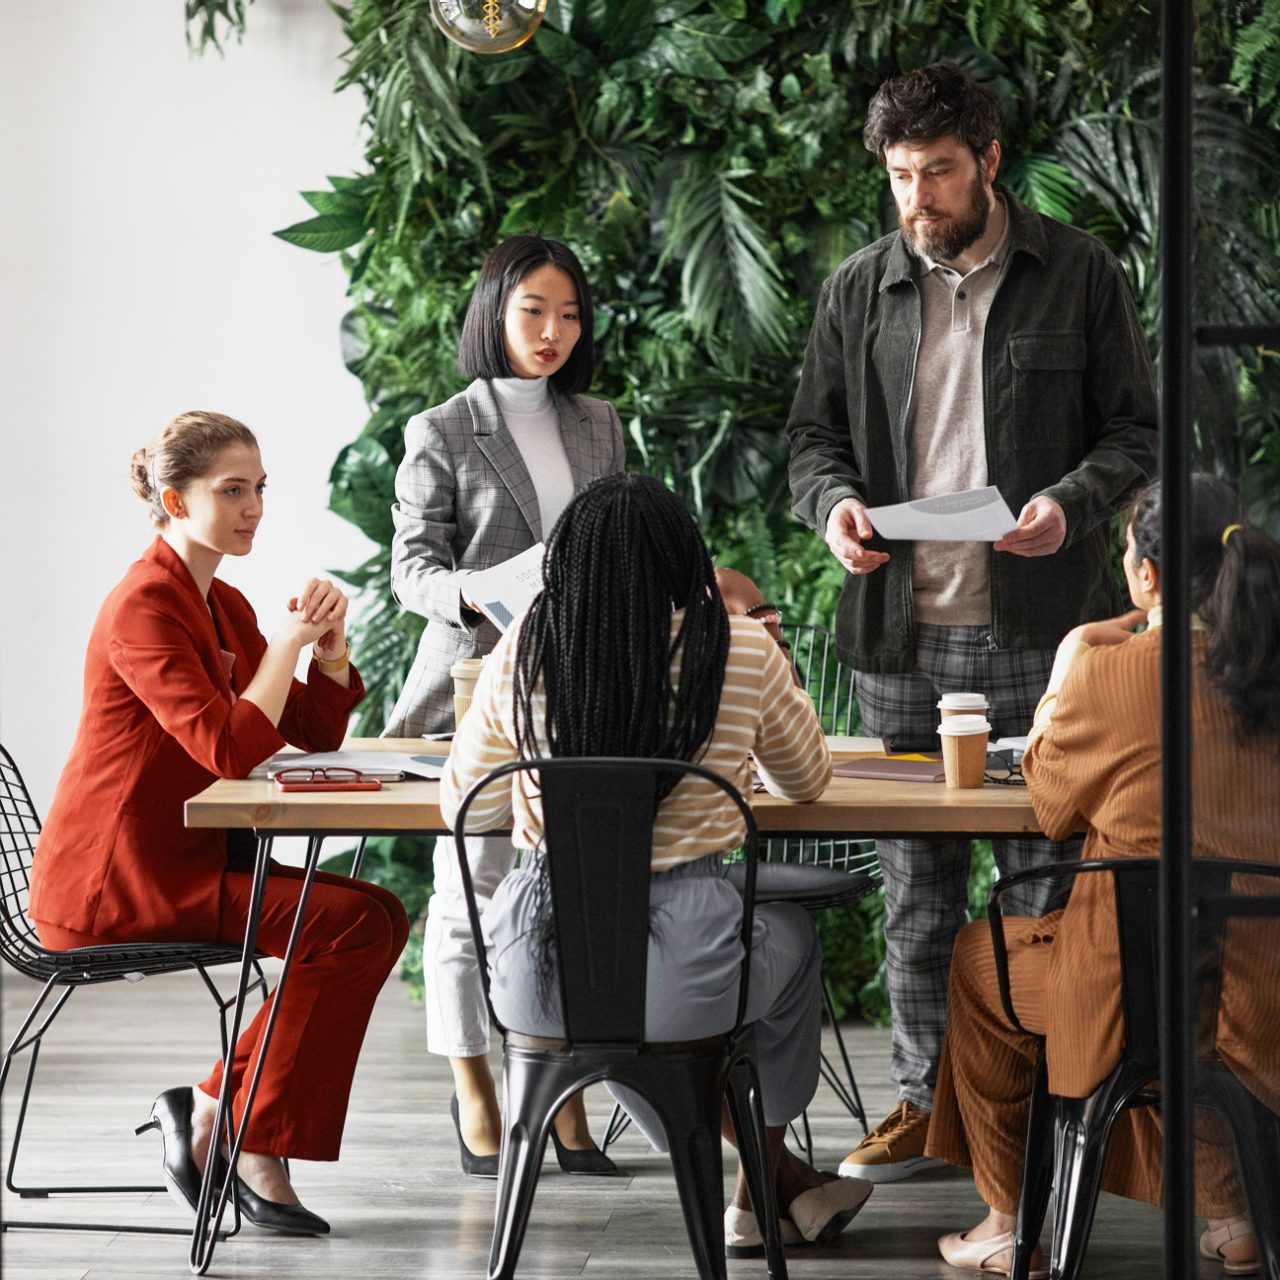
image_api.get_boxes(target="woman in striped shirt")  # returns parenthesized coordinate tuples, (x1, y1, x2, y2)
(440, 472, 874, 1255)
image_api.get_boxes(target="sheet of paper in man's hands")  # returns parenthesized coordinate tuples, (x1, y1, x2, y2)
(865, 486, 1018, 542)
(465, 542, 545, 631)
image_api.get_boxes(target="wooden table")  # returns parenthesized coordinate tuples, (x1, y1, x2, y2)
(182, 735, 1053, 1269)
(187, 737, 1048, 841)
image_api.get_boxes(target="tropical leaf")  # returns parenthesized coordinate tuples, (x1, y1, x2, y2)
(273, 212, 366, 253)
(1231, 0, 1280, 126)
(534, 25, 598, 75)
(665, 13, 770, 63)
(328, 436, 397, 546)
(185, 0, 250, 52)
(660, 159, 789, 354)
(1001, 152, 1077, 223)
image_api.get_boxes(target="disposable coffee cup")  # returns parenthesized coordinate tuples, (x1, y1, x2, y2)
(937, 715, 991, 789)
(450, 657, 487, 727)
(937, 692, 990, 719)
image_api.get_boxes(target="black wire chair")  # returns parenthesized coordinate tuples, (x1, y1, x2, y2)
(765, 624, 880, 1156)
(0, 742, 266, 1235)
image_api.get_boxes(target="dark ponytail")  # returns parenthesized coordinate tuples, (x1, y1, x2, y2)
(1129, 474, 1280, 745)
(1201, 524, 1280, 744)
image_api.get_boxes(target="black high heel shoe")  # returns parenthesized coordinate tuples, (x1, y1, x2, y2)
(450, 1094, 499, 1179)
(232, 1175, 330, 1236)
(549, 1127, 620, 1176)
(135, 1086, 204, 1215)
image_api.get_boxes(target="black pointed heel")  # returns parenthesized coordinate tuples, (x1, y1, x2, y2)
(136, 1086, 204, 1215)
(450, 1093, 499, 1179)
(549, 1127, 620, 1176)
(233, 1176, 330, 1236)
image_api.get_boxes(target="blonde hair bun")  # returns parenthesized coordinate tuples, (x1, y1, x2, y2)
(132, 411, 257, 527)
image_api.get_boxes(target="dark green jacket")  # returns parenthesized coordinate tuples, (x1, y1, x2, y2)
(786, 187, 1159, 673)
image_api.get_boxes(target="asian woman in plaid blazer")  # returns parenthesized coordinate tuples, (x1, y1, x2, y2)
(386, 236, 624, 1175)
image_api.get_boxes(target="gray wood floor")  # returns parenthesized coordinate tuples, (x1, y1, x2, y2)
(0, 962, 1200, 1278)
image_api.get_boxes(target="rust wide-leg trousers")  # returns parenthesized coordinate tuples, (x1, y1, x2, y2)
(926, 918, 1242, 1218)
(37, 864, 410, 1162)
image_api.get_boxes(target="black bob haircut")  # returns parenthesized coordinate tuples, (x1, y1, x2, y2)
(863, 62, 1002, 164)
(457, 235, 595, 395)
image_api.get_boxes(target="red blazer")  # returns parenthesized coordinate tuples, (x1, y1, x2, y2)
(30, 537, 365, 940)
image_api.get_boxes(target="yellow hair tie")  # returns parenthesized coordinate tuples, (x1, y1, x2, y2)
(1221, 523, 1243, 548)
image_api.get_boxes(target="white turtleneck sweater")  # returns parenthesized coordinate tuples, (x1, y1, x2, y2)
(490, 377, 575, 538)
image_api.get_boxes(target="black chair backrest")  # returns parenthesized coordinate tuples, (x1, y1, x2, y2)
(453, 756, 759, 1048)
(989, 855, 1280, 1066)
(0, 743, 50, 978)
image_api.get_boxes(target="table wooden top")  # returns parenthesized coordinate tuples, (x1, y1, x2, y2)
(185, 738, 1052, 839)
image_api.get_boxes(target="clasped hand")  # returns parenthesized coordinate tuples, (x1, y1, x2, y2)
(277, 578, 349, 657)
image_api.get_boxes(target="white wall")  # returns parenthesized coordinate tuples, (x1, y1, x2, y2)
(0, 0, 376, 818)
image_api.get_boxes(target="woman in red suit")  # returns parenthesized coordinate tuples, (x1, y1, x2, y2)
(30, 410, 410, 1236)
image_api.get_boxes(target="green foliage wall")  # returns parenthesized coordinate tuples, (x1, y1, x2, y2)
(194, 0, 1280, 1021)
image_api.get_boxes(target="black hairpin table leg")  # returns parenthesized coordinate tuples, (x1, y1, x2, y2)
(189, 833, 325, 1275)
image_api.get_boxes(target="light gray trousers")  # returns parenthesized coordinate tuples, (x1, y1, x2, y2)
(425, 834, 517, 1057)
(483, 854, 823, 1151)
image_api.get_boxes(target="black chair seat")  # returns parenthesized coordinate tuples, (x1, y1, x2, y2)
(724, 861, 878, 912)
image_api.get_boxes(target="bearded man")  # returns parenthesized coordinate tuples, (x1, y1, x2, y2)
(785, 63, 1158, 1184)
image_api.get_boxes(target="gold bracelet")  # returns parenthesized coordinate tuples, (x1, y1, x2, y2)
(314, 640, 350, 673)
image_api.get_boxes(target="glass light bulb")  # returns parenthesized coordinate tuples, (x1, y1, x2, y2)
(429, 0, 548, 54)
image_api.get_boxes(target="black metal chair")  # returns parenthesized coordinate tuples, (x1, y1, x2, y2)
(0, 742, 266, 1235)
(453, 756, 788, 1280)
(988, 856, 1280, 1280)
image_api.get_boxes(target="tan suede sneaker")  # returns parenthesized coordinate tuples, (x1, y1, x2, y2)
(837, 1100, 946, 1183)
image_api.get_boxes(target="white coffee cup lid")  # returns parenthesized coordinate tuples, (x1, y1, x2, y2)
(937, 692, 989, 710)
(450, 657, 487, 678)
(937, 715, 992, 736)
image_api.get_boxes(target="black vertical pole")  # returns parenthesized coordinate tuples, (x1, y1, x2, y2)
(1160, 0, 1195, 1276)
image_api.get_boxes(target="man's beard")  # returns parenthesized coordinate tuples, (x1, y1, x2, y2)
(900, 169, 990, 262)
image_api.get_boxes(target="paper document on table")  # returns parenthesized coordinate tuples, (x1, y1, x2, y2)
(251, 751, 447, 781)
(865, 486, 1018, 542)
(464, 542, 545, 631)
(826, 735, 885, 754)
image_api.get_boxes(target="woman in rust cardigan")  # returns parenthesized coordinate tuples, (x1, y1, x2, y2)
(30, 410, 410, 1237)
(926, 475, 1280, 1278)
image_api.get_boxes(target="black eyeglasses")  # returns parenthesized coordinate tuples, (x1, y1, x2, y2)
(983, 752, 1026, 787)
(275, 767, 366, 784)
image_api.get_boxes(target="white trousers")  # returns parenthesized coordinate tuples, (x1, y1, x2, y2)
(424, 834, 517, 1057)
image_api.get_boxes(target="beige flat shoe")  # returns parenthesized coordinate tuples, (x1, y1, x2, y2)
(723, 1203, 805, 1259)
(788, 1176, 874, 1244)
(937, 1228, 1047, 1278)
(1200, 1219, 1260, 1276)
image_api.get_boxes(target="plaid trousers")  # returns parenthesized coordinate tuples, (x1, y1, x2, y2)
(855, 624, 1079, 1111)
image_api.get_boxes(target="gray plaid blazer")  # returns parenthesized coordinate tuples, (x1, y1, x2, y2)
(385, 378, 625, 736)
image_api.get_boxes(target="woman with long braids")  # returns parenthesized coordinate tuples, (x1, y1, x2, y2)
(927, 474, 1280, 1279)
(387, 235, 624, 1175)
(440, 472, 876, 1255)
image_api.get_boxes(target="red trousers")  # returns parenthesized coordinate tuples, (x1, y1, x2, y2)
(37, 864, 410, 1161)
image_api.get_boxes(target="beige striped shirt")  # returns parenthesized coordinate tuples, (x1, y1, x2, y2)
(439, 612, 832, 869)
